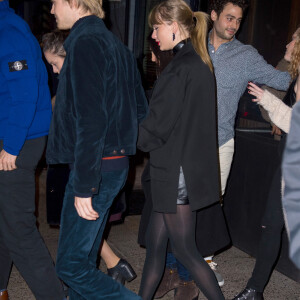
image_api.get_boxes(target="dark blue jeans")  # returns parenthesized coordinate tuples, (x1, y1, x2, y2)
(56, 167, 141, 300)
(166, 252, 192, 281)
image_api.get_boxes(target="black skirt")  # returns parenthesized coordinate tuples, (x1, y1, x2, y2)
(138, 161, 231, 255)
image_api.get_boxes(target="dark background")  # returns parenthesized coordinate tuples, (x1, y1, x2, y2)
(9, 0, 300, 66)
(9, 0, 300, 122)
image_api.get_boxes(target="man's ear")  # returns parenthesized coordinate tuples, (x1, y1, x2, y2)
(69, 0, 77, 9)
(211, 10, 218, 21)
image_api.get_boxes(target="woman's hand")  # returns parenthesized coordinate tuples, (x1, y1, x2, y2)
(271, 124, 282, 136)
(248, 82, 265, 102)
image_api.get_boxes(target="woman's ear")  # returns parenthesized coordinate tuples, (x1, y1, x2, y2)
(172, 21, 179, 34)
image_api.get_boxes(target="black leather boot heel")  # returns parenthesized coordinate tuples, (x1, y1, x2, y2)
(107, 259, 137, 285)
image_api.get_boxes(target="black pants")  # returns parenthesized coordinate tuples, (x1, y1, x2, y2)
(0, 137, 65, 300)
(46, 164, 70, 225)
(247, 166, 284, 292)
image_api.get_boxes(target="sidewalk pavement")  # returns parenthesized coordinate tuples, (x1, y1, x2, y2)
(6, 170, 300, 299)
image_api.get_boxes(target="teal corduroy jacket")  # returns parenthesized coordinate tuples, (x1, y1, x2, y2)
(46, 16, 148, 197)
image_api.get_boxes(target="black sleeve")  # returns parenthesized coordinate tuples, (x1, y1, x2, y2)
(70, 37, 108, 197)
(138, 71, 184, 152)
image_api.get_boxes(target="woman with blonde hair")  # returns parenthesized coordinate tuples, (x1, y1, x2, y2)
(233, 28, 300, 300)
(137, 0, 224, 299)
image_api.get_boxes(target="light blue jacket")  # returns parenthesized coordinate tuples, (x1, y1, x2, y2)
(282, 98, 300, 269)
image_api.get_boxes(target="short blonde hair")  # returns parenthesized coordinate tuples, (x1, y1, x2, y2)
(66, 0, 105, 19)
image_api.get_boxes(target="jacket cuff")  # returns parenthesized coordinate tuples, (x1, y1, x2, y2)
(74, 192, 93, 198)
(3, 145, 20, 156)
(259, 90, 277, 112)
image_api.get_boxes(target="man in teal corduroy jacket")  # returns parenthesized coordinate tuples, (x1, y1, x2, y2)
(47, 0, 148, 299)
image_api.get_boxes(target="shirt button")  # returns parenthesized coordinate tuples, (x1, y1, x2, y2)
(112, 150, 117, 155)
(212, 50, 215, 53)
(120, 149, 125, 154)
(91, 187, 96, 192)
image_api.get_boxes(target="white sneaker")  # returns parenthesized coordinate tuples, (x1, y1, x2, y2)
(206, 260, 224, 287)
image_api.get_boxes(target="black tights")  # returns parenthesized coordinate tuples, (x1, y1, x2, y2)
(139, 205, 224, 300)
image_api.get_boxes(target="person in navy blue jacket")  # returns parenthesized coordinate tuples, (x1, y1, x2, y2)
(48, 0, 148, 299)
(0, 1, 66, 299)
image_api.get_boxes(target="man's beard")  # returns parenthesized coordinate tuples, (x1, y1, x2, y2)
(216, 28, 236, 41)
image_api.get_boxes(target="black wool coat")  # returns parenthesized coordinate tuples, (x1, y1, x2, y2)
(138, 41, 219, 213)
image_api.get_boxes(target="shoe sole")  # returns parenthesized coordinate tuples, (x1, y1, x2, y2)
(122, 264, 137, 282)
(126, 273, 137, 282)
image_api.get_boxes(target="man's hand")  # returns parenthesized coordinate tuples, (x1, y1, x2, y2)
(0, 150, 17, 171)
(74, 196, 99, 220)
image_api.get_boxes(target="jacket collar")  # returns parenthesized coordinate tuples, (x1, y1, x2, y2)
(64, 15, 103, 51)
(0, 0, 13, 15)
(71, 15, 98, 32)
(173, 39, 191, 55)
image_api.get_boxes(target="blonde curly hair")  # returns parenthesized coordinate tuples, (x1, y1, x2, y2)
(288, 28, 300, 80)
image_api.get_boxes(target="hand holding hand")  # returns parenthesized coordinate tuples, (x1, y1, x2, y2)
(74, 196, 99, 220)
(248, 82, 265, 103)
(0, 150, 17, 171)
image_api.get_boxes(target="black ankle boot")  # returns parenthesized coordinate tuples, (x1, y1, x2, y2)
(154, 268, 180, 299)
(174, 280, 199, 300)
(107, 259, 137, 285)
(233, 287, 264, 300)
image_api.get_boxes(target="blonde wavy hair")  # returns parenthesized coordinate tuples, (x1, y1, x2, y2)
(148, 0, 213, 72)
(65, 0, 105, 19)
(288, 29, 300, 80)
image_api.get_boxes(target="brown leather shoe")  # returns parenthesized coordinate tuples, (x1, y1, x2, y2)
(154, 268, 180, 299)
(0, 290, 8, 300)
(174, 280, 199, 300)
